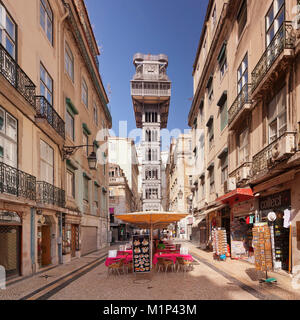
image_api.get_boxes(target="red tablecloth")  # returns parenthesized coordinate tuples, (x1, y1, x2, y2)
(152, 253, 193, 265)
(105, 255, 132, 267)
(156, 249, 180, 254)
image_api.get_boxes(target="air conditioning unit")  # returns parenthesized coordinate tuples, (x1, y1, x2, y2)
(269, 133, 296, 162)
(237, 166, 250, 182)
(228, 177, 236, 191)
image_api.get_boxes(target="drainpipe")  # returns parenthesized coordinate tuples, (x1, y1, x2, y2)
(30, 208, 36, 274)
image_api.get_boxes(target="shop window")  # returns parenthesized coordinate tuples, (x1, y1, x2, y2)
(0, 4, 16, 59)
(0, 107, 17, 168)
(268, 86, 286, 143)
(62, 224, 71, 255)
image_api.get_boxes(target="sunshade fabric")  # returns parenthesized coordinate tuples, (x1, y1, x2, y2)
(115, 211, 188, 229)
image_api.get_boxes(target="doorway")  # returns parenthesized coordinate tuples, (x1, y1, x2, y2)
(71, 224, 76, 258)
(38, 225, 51, 267)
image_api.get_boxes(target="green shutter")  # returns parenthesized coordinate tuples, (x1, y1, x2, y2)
(82, 123, 91, 135)
(66, 98, 79, 115)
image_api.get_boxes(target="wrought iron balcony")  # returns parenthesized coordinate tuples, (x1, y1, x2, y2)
(0, 43, 36, 107)
(35, 96, 65, 139)
(228, 84, 252, 126)
(0, 162, 36, 200)
(251, 21, 295, 94)
(252, 132, 296, 177)
(36, 181, 65, 208)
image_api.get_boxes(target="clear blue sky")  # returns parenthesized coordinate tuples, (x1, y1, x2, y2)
(85, 0, 208, 150)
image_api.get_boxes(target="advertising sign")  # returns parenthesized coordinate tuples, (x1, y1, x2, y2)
(132, 235, 151, 273)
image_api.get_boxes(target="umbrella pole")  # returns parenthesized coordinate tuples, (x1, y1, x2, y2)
(150, 224, 153, 270)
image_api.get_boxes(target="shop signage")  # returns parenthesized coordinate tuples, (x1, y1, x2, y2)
(132, 235, 150, 273)
(259, 190, 291, 211)
(232, 200, 255, 215)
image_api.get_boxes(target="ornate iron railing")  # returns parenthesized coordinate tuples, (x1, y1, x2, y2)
(251, 21, 295, 93)
(0, 162, 36, 200)
(0, 43, 36, 107)
(35, 96, 65, 139)
(36, 181, 65, 208)
(228, 84, 252, 125)
(252, 132, 296, 176)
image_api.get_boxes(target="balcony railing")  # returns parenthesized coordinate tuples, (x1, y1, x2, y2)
(0, 43, 36, 107)
(229, 162, 252, 185)
(131, 88, 171, 97)
(0, 162, 36, 200)
(252, 132, 296, 177)
(35, 96, 65, 139)
(251, 21, 295, 94)
(36, 181, 65, 208)
(228, 84, 252, 125)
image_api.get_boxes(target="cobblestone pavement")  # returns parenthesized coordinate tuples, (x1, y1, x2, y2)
(1, 240, 300, 300)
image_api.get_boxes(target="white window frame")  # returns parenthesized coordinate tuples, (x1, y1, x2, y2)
(66, 169, 75, 198)
(66, 110, 74, 141)
(82, 78, 88, 108)
(40, 63, 53, 104)
(40, 0, 53, 44)
(0, 4, 16, 59)
(40, 139, 54, 185)
(238, 128, 249, 165)
(65, 42, 74, 82)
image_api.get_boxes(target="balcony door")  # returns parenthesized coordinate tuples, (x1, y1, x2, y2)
(0, 107, 17, 168)
(40, 140, 54, 184)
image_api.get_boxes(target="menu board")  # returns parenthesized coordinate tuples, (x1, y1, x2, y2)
(132, 235, 151, 273)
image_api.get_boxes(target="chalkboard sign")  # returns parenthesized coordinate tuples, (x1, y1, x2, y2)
(132, 235, 150, 273)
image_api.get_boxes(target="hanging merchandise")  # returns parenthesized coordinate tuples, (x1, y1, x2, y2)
(212, 228, 228, 260)
(283, 209, 291, 229)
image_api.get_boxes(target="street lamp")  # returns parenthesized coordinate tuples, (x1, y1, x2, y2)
(62, 145, 98, 170)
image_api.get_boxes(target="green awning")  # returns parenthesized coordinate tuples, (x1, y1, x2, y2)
(82, 123, 91, 135)
(66, 98, 79, 115)
(93, 140, 100, 148)
(94, 181, 101, 187)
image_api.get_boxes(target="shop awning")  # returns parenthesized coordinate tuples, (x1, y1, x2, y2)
(192, 213, 206, 228)
(115, 211, 188, 229)
(217, 188, 254, 206)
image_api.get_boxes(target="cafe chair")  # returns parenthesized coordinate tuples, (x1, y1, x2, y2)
(176, 257, 192, 274)
(157, 257, 175, 273)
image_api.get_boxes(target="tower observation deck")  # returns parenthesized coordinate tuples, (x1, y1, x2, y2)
(130, 53, 171, 212)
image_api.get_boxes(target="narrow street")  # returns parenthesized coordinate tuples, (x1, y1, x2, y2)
(1, 241, 299, 301)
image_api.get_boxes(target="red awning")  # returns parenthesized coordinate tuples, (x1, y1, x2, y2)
(217, 188, 254, 206)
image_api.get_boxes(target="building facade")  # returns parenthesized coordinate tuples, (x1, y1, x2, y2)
(189, 0, 300, 273)
(0, 0, 111, 278)
(166, 134, 193, 239)
(130, 53, 171, 211)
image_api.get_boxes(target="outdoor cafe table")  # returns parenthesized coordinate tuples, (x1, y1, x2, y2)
(156, 249, 180, 254)
(152, 253, 194, 265)
(105, 254, 132, 267)
(117, 250, 132, 255)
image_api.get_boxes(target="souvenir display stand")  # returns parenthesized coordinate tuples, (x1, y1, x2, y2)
(132, 235, 151, 273)
(212, 228, 228, 261)
(252, 223, 277, 283)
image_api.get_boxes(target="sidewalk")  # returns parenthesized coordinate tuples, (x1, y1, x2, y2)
(0, 244, 117, 300)
(183, 240, 300, 300)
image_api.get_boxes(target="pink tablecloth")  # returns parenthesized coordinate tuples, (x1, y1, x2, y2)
(156, 249, 180, 254)
(105, 255, 132, 267)
(152, 253, 193, 265)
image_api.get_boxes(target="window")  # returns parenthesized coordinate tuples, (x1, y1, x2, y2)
(83, 176, 89, 202)
(207, 118, 214, 149)
(268, 86, 286, 143)
(0, 107, 17, 167)
(40, 0, 53, 44)
(66, 110, 74, 141)
(66, 170, 75, 198)
(82, 78, 88, 107)
(212, 5, 217, 33)
(218, 43, 227, 79)
(266, 0, 285, 47)
(65, 42, 74, 82)
(237, 54, 248, 95)
(200, 178, 205, 199)
(146, 188, 158, 200)
(202, 37, 207, 61)
(219, 98, 228, 132)
(40, 140, 54, 184)
(237, 0, 247, 39)
(221, 154, 228, 185)
(145, 112, 157, 123)
(238, 128, 249, 165)
(188, 176, 193, 187)
(40, 63, 53, 104)
(94, 184, 99, 211)
(207, 76, 214, 103)
(82, 131, 88, 156)
(209, 167, 215, 193)
(0, 4, 16, 58)
(93, 102, 98, 126)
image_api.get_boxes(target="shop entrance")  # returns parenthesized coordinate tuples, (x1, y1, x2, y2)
(71, 224, 76, 258)
(0, 211, 22, 278)
(37, 215, 52, 267)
